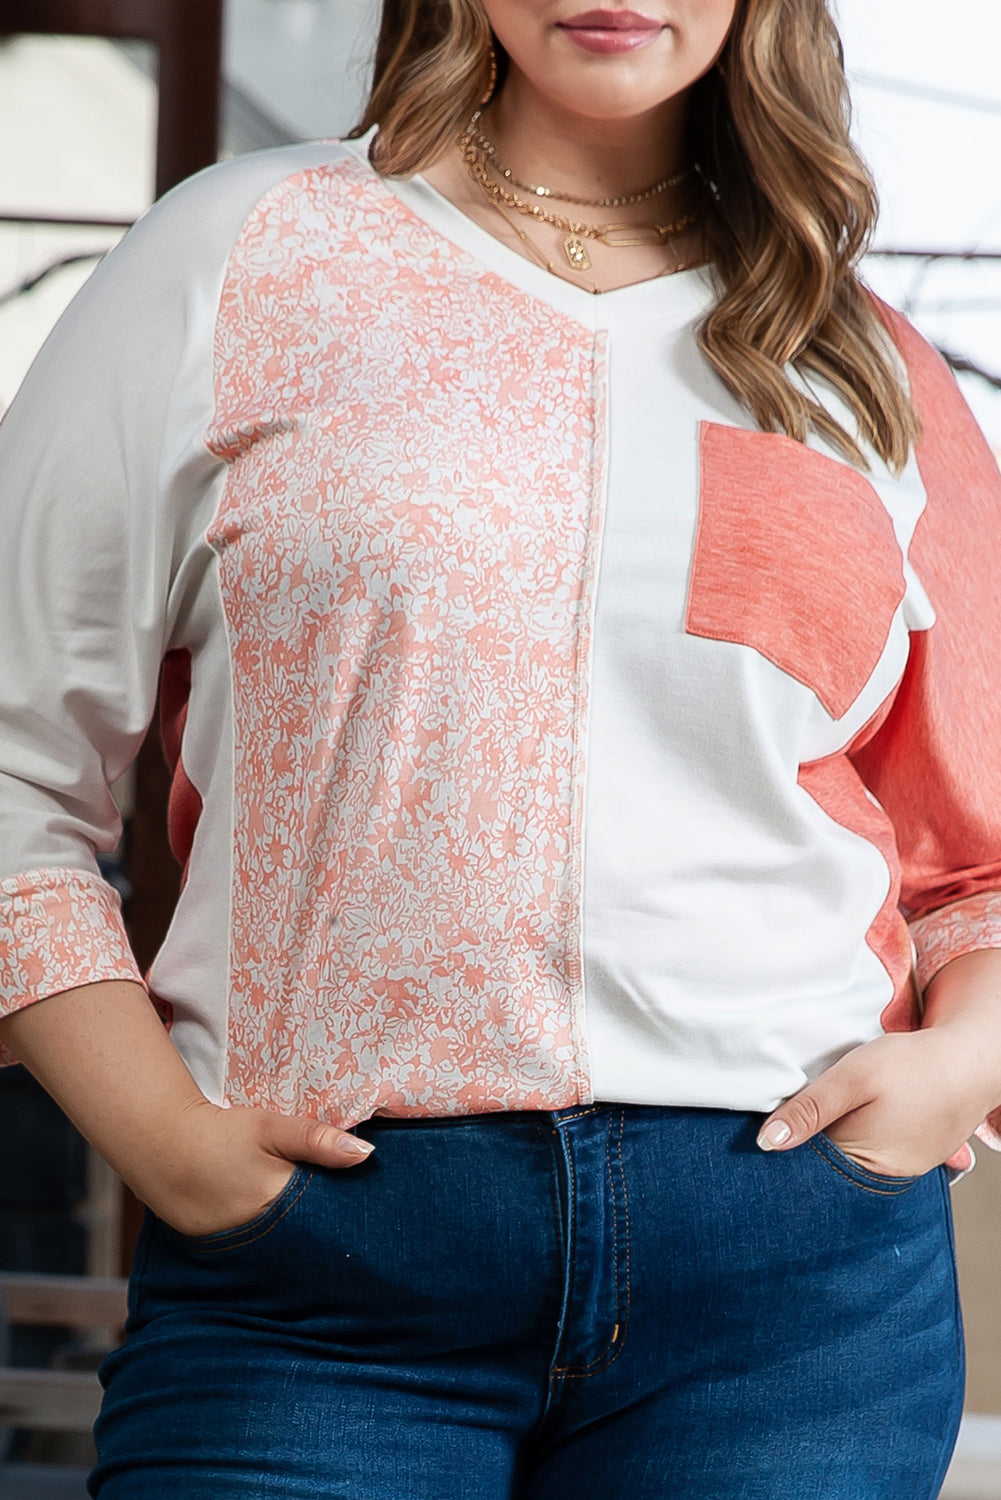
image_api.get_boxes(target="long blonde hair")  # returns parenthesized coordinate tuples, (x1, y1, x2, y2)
(350, 0, 917, 471)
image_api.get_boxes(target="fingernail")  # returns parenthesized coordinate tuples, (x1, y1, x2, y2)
(757, 1120, 792, 1151)
(340, 1136, 375, 1159)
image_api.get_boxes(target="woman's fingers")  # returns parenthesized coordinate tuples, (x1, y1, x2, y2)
(752, 1030, 989, 1177)
(262, 1112, 375, 1168)
(756, 1049, 869, 1152)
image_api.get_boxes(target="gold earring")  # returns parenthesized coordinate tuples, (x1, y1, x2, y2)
(480, 40, 498, 105)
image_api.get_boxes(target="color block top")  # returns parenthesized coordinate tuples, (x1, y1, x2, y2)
(2, 132, 1001, 1174)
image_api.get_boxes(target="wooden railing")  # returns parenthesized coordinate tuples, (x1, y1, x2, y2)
(0, 1273, 128, 1432)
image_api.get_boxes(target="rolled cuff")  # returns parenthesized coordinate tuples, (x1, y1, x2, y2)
(0, 867, 144, 1063)
(909, 889, 1001, 993)
(910, 890, 1001, 1167)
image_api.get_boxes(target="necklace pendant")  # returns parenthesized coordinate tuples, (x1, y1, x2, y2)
(563, 233, 591, 272)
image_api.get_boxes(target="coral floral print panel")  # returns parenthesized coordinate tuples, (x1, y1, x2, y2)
(206, 158, 605, 1124)
(687, 424, 906, 719)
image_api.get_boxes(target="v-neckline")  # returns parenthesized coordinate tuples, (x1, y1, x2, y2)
(337, 128, 716, 335)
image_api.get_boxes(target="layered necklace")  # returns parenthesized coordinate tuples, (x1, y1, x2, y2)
(459, 109, 700, 291)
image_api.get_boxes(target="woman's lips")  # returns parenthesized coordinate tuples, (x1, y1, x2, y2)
(558, 10, 665, 54)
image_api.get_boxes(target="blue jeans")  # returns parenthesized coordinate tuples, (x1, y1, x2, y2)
(90, 1105, 964, 1498)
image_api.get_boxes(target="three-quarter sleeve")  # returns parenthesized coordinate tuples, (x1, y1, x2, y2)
(849, 308, 1001, 1145)
(0, 192, 212, 1045)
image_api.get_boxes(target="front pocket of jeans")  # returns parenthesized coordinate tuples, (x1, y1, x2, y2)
(685, 423, 906, 719)
(808, 1131, 920, 1195)
(183, 1163, 314, 1254)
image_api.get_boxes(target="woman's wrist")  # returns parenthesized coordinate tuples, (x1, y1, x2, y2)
(0, 979, 212, 1200)
(920, 946, 1001, 1116)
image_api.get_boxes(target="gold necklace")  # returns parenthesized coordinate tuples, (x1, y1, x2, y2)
(466, 108, 687, 208)
(460, 130, 696, 272)
(479, 193, 702, 295)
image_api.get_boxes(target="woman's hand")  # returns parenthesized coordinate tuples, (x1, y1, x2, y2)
(756, 1026, 999, 1176)
(144, 1096, 374, 1238)
(0, 980, 374, 1243)
(757, 948, 1001, 1174)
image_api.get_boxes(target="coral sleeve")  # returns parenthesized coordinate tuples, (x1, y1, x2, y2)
(850, 306, 1001, 1153)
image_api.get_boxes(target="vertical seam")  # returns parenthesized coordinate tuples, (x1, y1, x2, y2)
(563, 328, 609, 1106)
(206, 519, 241, 1107)
(616, 1108, 632, 1337)
(605, 1109, 620, 1331)
(544, 1123, 578, 1394)
(551, 1110, 629, 1380)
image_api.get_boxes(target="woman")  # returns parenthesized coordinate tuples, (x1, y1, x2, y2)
(1, 0, 999, 1494)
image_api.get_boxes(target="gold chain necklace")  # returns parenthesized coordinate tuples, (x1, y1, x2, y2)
(466, 108, 687, 208)
(459, 128, 696, 273)
(477, 192, 702, 295)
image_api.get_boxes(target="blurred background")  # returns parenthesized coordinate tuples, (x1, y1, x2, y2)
(0, 2, 1000, 1495)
